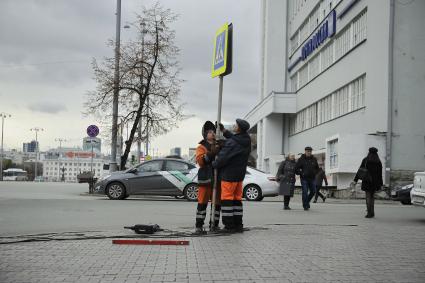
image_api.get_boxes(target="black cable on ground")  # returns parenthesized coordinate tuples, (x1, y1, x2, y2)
(0, 228, 240, 245)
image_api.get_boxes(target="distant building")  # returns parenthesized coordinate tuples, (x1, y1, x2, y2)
(23, 140, 38, 153)
(169, 147, 181, 157)
(42, 148, 106, 182)
(83, 137, 101, 152)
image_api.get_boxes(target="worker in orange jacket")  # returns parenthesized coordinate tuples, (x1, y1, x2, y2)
(195, 121, 221, 234)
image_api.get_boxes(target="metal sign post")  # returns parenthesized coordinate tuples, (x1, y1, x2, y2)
(86, 125, 99, 194)
(209, 23, 233, 230)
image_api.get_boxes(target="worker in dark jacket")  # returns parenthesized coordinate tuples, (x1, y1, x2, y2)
(352, 147, 383, 218)
(295, 146, 319, 210)
(212, 119, 251, 233)
(314, 167, 328, 203)
(194, 121, 220, 234)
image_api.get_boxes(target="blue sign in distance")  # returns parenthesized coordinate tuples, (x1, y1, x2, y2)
(87, 125, 99, 138)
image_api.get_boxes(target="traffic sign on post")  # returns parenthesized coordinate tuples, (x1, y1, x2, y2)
(211, 23, 233, 78)
(87, 125, 99, 138)
(209, 22, 233, 231)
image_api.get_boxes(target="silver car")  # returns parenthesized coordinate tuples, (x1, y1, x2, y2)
(94, 158, 199, 200)
(236, 167, 279, 201)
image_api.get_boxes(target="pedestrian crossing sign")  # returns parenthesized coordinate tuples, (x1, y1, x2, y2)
(211, 23, 233, 78)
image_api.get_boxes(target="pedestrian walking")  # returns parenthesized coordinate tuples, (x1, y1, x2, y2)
(351, 147, 383, 218)
(212, 119, 251, 233)
(276, 153, 296, 210)
(295, 146, 319, 210)
(194, 121, 221, 234)
(314, 167, 328, 203)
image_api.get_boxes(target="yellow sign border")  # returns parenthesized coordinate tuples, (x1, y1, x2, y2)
(211, 23, 229, 78)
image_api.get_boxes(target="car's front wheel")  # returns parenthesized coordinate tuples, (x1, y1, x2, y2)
(244, 184, 262, 201)
(184, 183, 198, 202)
(106, 182, 126, 200)
(400, 200, 412, 205)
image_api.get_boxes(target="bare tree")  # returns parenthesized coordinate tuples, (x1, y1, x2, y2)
(85, 3, 185, 169)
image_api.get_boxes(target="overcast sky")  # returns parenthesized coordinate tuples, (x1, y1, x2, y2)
(0, 0, 260, 156)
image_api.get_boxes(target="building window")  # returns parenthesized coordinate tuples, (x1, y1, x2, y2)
(329, 139, 338, 169)
(299, 64, 309, 88)
(290, 74, 298, 92)
(289, 75, 366, 135)
(309, 54, 320, 80)
(353, 10, 367, 46)
(321, 42, 334, 71)
(291, 34, 299, 54)
(350, 75, 365, 111)
(335, 26, 351, 60)
(300, 20, 309, 43)
(309, 7, 319, 33)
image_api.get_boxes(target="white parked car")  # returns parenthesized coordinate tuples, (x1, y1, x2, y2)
(241, 167, 279, 201)
(410, 172, 425, 207)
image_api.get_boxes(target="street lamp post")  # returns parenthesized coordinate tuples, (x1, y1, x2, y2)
(0, 113, 11, 181)
(30, 127, 43, 181)
(110, 0, 122, 172)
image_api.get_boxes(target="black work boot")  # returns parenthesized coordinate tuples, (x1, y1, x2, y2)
(194, 227, 207, 235)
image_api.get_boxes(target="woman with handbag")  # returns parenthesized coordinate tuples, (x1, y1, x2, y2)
(351, 147, 383, 218)
(276, 153, 297, 210)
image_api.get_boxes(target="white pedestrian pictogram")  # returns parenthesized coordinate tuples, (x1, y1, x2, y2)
(215, 33, 225, 65)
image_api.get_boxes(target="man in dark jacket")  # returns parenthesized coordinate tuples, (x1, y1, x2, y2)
(296, 146, 319, 210)
(212, 119, 251, 232)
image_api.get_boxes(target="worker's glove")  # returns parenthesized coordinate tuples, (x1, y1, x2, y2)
(204, 152, 213, 163)
(215, 122, 225, 132)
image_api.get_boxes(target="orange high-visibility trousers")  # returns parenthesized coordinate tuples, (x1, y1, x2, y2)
(220, 181, 243, 229)
(195, 184, 221, 228)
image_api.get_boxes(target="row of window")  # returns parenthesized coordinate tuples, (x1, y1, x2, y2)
(289, 75, 366, 135)
(290, 0, 343, 54)
(290, 9, 367, 92)
(44, 162, 103, 167)
(45, 172, 100, 177)
(44, 167, 101, 172)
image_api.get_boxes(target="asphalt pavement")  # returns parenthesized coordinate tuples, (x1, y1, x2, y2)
(1, 181, 425, 282)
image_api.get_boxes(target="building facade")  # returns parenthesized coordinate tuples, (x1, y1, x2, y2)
(245, 0, 425, 188)
(23, 140, 38, 153)
(42, 149, 106, 182)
